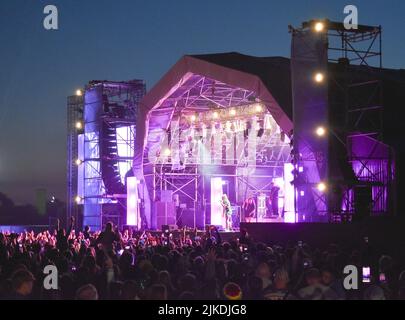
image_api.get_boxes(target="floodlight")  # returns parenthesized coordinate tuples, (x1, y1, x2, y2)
(314, 72, 325, 83)
(315, 126, 326, 137)
(314, 22, 325, 32)
(317, 182, 327, 192)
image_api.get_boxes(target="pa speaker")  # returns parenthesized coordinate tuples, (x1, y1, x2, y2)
(353, 185, 372, 221)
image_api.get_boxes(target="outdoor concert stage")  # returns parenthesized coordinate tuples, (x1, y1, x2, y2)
(69, 20, 401, 232)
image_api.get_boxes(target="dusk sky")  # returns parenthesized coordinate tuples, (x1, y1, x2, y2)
(0, 0, 404, 205)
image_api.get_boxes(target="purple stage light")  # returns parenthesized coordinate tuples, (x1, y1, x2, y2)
(283, 163, 296, 223)
(126, 177, 139, 227)
(211, 177, 224, 226)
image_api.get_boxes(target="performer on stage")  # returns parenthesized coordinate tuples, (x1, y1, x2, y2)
(220, 194, 233, 231)
(242, 197, 256, 222)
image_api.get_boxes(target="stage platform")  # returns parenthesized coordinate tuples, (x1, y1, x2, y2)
(240, 217, 405, 257)
(146, 217, 405, 258)
(2, 217, 403, 259)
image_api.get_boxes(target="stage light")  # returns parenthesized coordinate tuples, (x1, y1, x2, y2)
(75, 196, 82, 204)
(229, 109, 237, 116)
(76, 89, 83, 96)
(190, 115, 197, 122)
(298, 166, 304, 173)
(163, 148, 171, 156)
(264, 114, 273, 130)
(314, 72, 325, 83)
(314, 22, 325, 32)
(129, 195, 137, 207)
(225, 121, 232, 133)
(75, 121, 83, 130)
(255, 104, 263, 112)
(317, 182, 327, 192)
(315, 126, 326, 137)
(75, 159, 82, 166)
(211, 124, 216, 135)
(212, 111, 219, 119)
(300, 190, 305, 197)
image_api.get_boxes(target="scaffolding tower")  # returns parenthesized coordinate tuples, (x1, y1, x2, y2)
(67, 80, 145, 230)
(289, 20, 390, 222)
(299, 20, 391, 220)
(67, 94, 84, 226)
(323, 21, 387, 220)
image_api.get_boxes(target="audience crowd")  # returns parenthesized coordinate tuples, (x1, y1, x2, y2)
(0, 218, 404, 300)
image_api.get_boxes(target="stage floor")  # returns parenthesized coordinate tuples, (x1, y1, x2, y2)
(146, 217, 405, 259)
(244, 216, 285, 223)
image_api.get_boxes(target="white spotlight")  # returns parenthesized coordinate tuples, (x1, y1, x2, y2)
(229, 109, 237, 117)
(314, 72, 325, 83)
(212, 111, 219, 119)
(314, 22, 325, 32)
(315, 126, 326, 137)
(76, 89, 83, 96)
(75, 121, 83, 130)
(190, 115, 197, 122)
(75, 196, 82, 204)
(163, 148, 171, 156)
(75, 159, 82, 166)
(255, 104, 263, 112)
(317, 182, 327, 192)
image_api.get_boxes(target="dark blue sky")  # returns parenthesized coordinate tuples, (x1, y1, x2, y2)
(0, 0, 404, 204)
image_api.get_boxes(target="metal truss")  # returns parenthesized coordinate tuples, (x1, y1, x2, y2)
(295, 20, 389, 219)
(326, 22, 387, 217)
(151, 162, 290, 228)
(76, 80, 145, 229)
(151, 165, 201, 228)
(66, 95, 83, 226)
(327, 24, 382, 67)
(154, 165, 199, 203)
(149, 75, 256, 125)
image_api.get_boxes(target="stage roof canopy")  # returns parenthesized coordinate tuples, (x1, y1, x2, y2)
(134, 53, 294, 168)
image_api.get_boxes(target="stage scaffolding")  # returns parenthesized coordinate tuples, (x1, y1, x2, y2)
(324, 21, 387, 219)
(291, 20, 390, 221)
(146, 115, 291, 228)
(72, 80, 145, 230)
(67, 94, 84, 226)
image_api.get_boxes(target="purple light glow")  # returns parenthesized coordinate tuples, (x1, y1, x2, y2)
(126, 177, 139, 227)
(283, 163, 296, 223)
(210, 177, 224, 226)
(116, 126, 135, 184)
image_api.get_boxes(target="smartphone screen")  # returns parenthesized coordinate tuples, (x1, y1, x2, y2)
(379, 273, 386, 283)
(362, 267, 371, 283)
